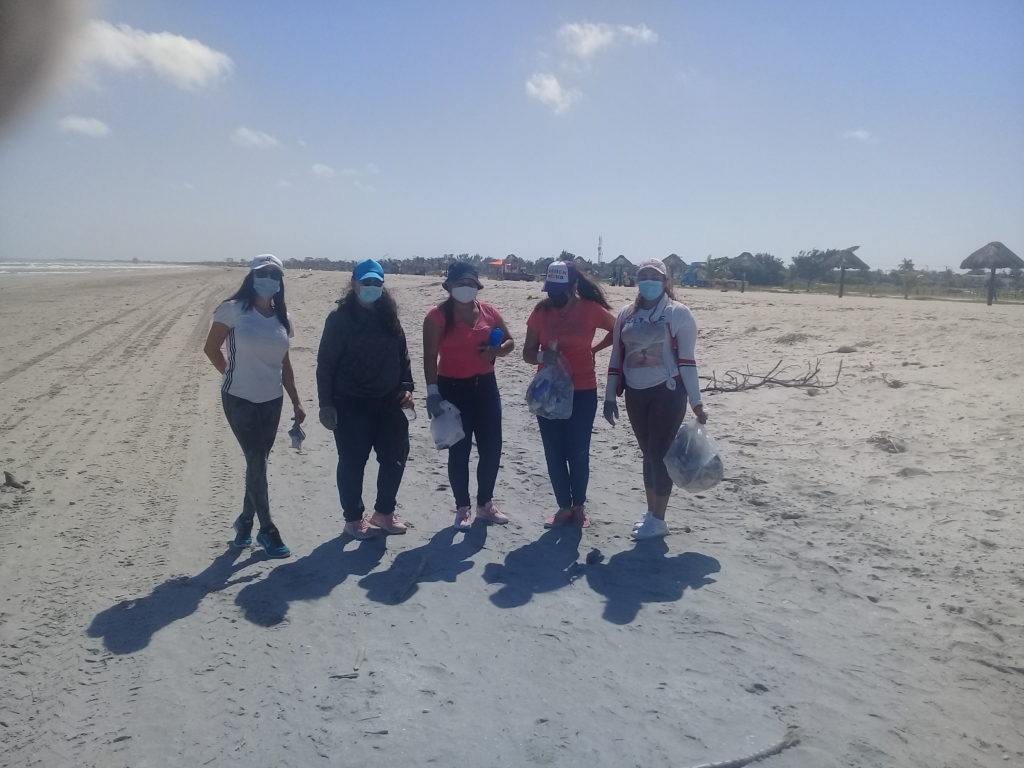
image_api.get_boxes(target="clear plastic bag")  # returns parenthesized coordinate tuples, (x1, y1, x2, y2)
(526, 345, 574, 420)
(664, 421, 724, 493)
(430, 400, 465, 450)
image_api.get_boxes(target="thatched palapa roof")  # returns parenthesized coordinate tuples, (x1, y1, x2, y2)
(960, 242, 1023, 271)
(820, 246, 869, 271)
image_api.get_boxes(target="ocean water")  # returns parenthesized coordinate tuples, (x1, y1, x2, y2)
(0, 261, 198, 276)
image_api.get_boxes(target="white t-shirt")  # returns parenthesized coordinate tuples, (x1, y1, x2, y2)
(213, 300, 293, 403)
(605, 295, 702, 407)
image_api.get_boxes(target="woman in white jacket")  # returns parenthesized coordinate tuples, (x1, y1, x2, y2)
(603, 258, 707, 539)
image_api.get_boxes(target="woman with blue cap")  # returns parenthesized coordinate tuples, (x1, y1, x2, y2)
(317, 259, 415, 539)
(522, 261, 616, 528)
(423, 260, 514, 530)
(603, 258, 708, 540)
(203, 254, 304, 558)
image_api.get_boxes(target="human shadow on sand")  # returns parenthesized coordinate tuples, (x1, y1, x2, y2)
(235, 535, 387, 626)
(358, 523, 488, 605)
(483, 526, 584, 608)
(585, 539, 720, 624)
(87, 545, 263, 654)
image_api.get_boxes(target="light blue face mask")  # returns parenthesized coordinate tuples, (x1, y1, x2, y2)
(253, 276, 280, 298)
(358, 285, 383, 303)
(638, 280, 664, 301)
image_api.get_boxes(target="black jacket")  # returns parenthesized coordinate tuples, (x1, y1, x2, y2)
(316, 301, 414, 405)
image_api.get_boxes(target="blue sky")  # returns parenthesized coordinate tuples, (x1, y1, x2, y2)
(1, 0, 1022, 271)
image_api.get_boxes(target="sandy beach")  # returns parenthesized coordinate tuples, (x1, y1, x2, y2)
(0, 266, 1021, 768)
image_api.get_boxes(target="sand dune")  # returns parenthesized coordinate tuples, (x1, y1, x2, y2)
(0, 267, 1021, 767)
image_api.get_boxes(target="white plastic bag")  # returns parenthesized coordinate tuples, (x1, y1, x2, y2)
(664, 421, 724, 492)
(526, 346, 574, 420)
(430, 400, 465, 450)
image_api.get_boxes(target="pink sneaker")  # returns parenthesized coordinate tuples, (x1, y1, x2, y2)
(454, 506, 473, 531)
(571, 505, 592, 528)
(344, 518, 381, 540)
(544, 508, 573, 528)
(370, 511, 407, 535)
(475, 501, 509, 525)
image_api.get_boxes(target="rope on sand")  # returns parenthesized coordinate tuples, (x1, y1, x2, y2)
(681, 728, 800, 768)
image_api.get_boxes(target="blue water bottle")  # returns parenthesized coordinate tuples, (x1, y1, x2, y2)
(488, 328, 504, 347)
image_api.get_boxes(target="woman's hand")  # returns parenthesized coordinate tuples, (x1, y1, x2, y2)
(398, 390, 414, 409)
(692, 403, 708, 424)
(292, 401, 307, 425)
(603, 399, 618, 426)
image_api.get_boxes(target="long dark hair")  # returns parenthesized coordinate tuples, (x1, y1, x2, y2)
(339, 286, 403, 337)
(227, 272, 291, 334)
(536, 271, 611, 311)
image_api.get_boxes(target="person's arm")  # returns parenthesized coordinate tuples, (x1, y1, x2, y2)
(397, 329, 414, 409)
(591, 308, 616, 356)
(203, 322, 230, 374)
(671, 307, 707, 423)
(316, 313, 342, 409)
(604, 310, 625, 402)
(281, 351, 306, 424)
(423, 314, 444, 417)
(522, 326, 542, 365)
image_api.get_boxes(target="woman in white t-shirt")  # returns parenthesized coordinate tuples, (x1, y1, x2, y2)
(203, 254, 305, 558)
(603, 258, 708, 540)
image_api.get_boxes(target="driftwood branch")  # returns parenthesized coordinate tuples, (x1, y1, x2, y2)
(680, 728, 801, 768)
(701, 359, 842, 393)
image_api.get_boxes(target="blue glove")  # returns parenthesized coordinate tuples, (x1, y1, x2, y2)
(426, 394, 443, 419)
(602, 400, 618, 426)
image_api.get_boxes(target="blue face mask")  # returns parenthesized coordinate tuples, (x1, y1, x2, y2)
(638, 280, 664, 301)
(253, 276, 280, 298)
(358, 285, 383, 303)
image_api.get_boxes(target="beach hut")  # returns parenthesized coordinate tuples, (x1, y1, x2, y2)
(663, 253, 687, 283)
(608, 254, 635, 286)
(820, 246, 869, 298)
(731, 252, 757, 293)
(960, 241, 1023, 306)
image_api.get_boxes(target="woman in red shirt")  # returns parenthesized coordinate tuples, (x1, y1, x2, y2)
(523, 262, 616, 527)
(423, 262, 515, 530)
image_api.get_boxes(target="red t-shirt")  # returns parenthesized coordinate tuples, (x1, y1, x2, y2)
(527, 299, 610, 390)
(426, 301, 506, 378)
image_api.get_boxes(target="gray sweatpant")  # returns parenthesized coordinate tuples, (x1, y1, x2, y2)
(222, 392, 282, 529)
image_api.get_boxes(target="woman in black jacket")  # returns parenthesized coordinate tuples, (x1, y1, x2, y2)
(317, 259, 415, 539)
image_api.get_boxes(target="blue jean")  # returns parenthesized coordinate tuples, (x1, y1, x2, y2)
(221, 392, 282, 529)
(438, 373, 502, 508)
(537, 389, 598, 509)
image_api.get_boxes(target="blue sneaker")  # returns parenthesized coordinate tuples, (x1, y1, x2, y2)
(256, 526, 291, 559)
(232, 517, 253, 547)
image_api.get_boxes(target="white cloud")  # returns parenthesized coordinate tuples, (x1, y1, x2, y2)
(526, 73, 581, 114)
(365, 162, 380, 175)
(311, 163, 336, 178)
(231, 126, 279, 149)
(341, 168, 360, 178)
(77, 20, 232, 89)
(841, 128, 876, 143)
(57, 114, 110, 137)
(558, 22, 657, 59)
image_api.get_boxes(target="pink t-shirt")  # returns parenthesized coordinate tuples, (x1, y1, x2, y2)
(427, 301, 506, 378)
(527, 299, 611, 390)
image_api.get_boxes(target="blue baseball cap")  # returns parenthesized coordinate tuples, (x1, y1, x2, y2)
(354, 258, 385, 282)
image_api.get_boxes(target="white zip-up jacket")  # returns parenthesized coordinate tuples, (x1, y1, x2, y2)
(604, 295, 702, 408)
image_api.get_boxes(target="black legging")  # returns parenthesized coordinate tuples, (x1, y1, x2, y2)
(438, 372, 502, 508)
(221, 392, 282, 529)
(624, 382, 685, 495)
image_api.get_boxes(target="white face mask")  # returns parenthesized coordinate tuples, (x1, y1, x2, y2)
(357, 285, 383, 303)
(451, 286, 478, 304)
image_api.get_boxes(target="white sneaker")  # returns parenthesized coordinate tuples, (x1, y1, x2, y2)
(632, 511, 653, 533)
(633, 514, 668, 540)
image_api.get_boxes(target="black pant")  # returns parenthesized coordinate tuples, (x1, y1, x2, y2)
(222, 392, 282, 529)
(438, 372, 502, 508)
(537, 389, 598, 508)
(333, 393, 410, 522)
(624, 383, 686, 495)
